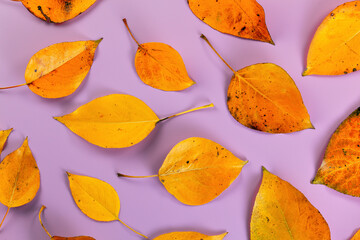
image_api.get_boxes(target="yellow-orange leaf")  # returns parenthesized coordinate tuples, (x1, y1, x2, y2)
(251, 168, 330, 240)
(154, 232, 228, 240)
(55, 94, 213, 148)
(188, 0, 273, 44)
(312, 108, 360, 196)
(0, 129, 12, 155)
(123, 19, 195, 91)
(351, 229, 360, 240)
(304, 1, 360, 76)
(15, 0, 97, 23)
(118, 137, 247, 206)
(201, 35, 313, 133)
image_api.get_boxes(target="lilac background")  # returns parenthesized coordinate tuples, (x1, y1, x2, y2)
(0, 0, 359, 239)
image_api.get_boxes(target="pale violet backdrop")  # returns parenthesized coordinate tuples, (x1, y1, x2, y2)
(0, 0, 359, 239)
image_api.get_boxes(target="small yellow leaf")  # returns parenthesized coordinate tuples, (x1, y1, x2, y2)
(0, 129, 12, 155)
(251, 168, 330, 240)
(351, 229, 360, 240)
(154, 232, 228, 240)
(16, 0, 97, 23)
(304, 1, 360, 76)
(55, 94, 213, 148)
(188, 0, 273, 44)
(123, 19, 195, 91)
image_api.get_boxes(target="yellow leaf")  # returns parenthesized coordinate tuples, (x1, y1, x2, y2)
(312, 107, 360, 197)
(55, 94, 213, 148)
(39, 206, 95, 240)
(118, 137, 247, 205)
(13, 0, 97, 23)
(304, 1, 360, 76)
(201, 34, 313, 133)
(351, 229, 360, 240)
(188, 0, 273, 44)
(0, 129, 12, 155)
(67, 173, 148, 238)
(0, 138, 40, 229)
(0, 39, 102, 98)
(154, 232, 228, 240)
(123, 19, 195, 91)
(251, 168, 330, 240)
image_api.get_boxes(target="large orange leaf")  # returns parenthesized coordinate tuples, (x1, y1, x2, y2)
(201, 35, 313, 133)
(13, 0, 97, 23)
(304, 1, 360, 76)
(188, 0, 273, 44)
(312, 107, 360, 196)
(251, 168, 330, 240)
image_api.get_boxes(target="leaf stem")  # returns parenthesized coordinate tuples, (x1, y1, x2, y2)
(123, 18, 142, 47)
(117, 173, 158, 178)
(158, 103, 214, 123)
(0, 207, 10, 230)
(39, 206, 52, 238)
(0, 83, 28, 90)
(118, 218, 149, 239)
(200, 34, 236, 74)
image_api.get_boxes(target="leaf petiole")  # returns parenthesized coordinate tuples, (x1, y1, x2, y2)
(117, 173, 158, 178)
(117, 218, 149, 239)
(158, 103, 214, 123)
(0, 207, 10, 230)
(0, 83, 28, 90)
(39, 206, 52, 238)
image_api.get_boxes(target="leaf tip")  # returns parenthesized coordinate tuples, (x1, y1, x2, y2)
(262, 166, 269, 172)
(66, 171, 71, 177)
(95, 38, 104, 45)
(268, 38, 275, 46)
(200, 34, 207, 40)
(302, 68, 310, 76)
(311, 176, 322, 185)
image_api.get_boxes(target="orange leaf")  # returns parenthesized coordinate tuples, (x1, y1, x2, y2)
(313, 107, 360, 197)
(0, 129, 12, 155)
(351, 229, 360, 240)
(188, 0, 273, 44)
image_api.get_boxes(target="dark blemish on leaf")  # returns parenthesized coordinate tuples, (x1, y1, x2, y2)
(37, 6, 52, 23)
(34, 69, 37, 72)
(241, 26, 246, 31)
(353, 68, 357, 72)
(64, 0, 72, 12)
(344, 71, 348, 74)
(186, 161, 189, 164)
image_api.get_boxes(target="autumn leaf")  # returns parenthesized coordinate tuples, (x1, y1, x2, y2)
(0, 129, 12, 155)
(123, 19, 195, 91)
(39, 206, 95, 240)
(54, 94, 213, 148)
(0, 138, 40, 229)
(312, 107, 360, 197)
(303, 1, 360, 76)
(251, 168, 330, 240)
(118, 137, 247, 205)
(188, 0, 273, 44)
(153, 232, 228, 240)
(351, 229, 360, 240)
(12, 0, 97, 23)
(200, 34, 313, 133)
(0, 39, 102, 98)
(66, 172, 148, 238)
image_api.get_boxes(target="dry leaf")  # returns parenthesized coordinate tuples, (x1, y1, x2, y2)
(0, 39, 102, 98)
(303, 1, 360, 76)
(351, 229, 360, 240)
(154, 232, 228, 240)
(201, 35, 312, 133)
(0, 138, 40, 229)
(251, 168, 330, 240)
(123, 19, 195, 91)
(312, 107, 360, 197)
(188, 0, 273, 44)
(118, 137, 247, 205)
(55, 94, 213, 148)
(0, 129, 12, 155)
(67, 172, 148, 238)
(12, 0, 97, 23)
(39, 206, 95, 240)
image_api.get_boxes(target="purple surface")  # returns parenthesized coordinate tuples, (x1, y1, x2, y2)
(0, 0, 359, 239)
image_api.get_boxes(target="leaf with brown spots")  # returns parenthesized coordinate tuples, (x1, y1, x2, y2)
(312, 107, 360, 197)
(351, 229, 360, 240)
(251, 168, 331, 240)
(303, 1, 360, 76)
(0, 129, 12, 156)
(0, 138, 40, 229)
(201, 34, 313, 133)
(39, 206, 95, 240)
(118, 137, 247, 205)
(123, 19, 195, 91)
(0, 39, 102, 98)
(12, 0, 97, 23)
(188, 0, 273, 44)
(154, 232, 228, 240)
(54, 94, 213, 148)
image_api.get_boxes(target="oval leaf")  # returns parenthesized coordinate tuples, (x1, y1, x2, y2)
(0, 129, 12, 155)
(188, 0, 273, 44)
(23, 39, 102, 98)
(312, 107, 360, 196)
(304, 1, 360, 76)
(251, 168, 330, 240)
(0, 138, 40, 208)
(17, 0, 97, 23)
(154, 232, 228, 240)
(67, 172, 120, 222)
(351, 229, 360, 240)
(55, 94, 213, 148)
